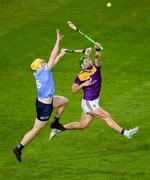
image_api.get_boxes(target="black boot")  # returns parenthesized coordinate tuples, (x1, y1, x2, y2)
(50, 122, 66, 131)
(13, 147, 22, 162)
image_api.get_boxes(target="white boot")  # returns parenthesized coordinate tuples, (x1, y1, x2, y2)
(124, 127, 139, 139)
(49, 129, 61, 141)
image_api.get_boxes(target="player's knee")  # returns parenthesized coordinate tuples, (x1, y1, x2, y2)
(62, 97, 69, 105)
(103, 113, 112, 121)
(80, 123, 88, 129)
(64, 97, 69, 105)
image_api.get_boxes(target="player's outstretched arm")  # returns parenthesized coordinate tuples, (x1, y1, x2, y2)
(48, 29, 64, 69)
(51, 48, 67, 69)
(95, 42, 102, 67)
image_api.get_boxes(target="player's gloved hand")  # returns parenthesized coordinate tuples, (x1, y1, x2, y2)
(94, 42, 102, 50)
(59, 48, 67, 56)
(85, 47, 92, 56)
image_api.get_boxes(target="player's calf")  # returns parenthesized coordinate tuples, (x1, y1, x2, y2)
(79, 122, 89, 129)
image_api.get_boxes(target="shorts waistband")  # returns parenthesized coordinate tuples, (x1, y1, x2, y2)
(36, 98, 53, 105)
(82, 97, 99, 101)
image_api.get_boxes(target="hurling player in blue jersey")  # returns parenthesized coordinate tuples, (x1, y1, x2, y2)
(13, 29, 68, 162)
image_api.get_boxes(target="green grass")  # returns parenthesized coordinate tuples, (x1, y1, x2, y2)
(0, 0, 150, 179)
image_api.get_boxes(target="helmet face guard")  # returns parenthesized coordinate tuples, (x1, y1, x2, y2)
(79, 57, 92, 69)
(79, 57, 86, 68)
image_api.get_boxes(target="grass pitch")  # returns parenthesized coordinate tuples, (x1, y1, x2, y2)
(0, 0, 150, 179)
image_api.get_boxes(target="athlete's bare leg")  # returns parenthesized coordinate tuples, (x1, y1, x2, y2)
(49, 106, 138, 140)
(13, 118, 47, 162)
(21, 118, 47, 146)
(90, 106, 138, 138)
(49, 112, 93, 140)
(53, 95, 69, 118)
(50, 96, 69, 129)
(90, 107, 122, 133)
(64, 111, 93, 129)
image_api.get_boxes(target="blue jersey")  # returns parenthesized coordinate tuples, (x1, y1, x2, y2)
(33, 64, 54, 98)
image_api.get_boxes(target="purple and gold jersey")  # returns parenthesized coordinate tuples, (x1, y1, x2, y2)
(74, 64, 101, 101)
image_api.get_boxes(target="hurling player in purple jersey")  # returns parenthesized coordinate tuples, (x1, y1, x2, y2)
(13, 30, 68, 162)
(50, 42, 138, 140)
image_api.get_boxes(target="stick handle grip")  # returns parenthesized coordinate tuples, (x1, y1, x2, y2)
(84, 35, 103, 50)
(65, 49, 74, 53)
(65, 49, 85, 53)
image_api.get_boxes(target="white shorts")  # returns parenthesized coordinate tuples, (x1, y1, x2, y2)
(81, 98, 99, 113)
